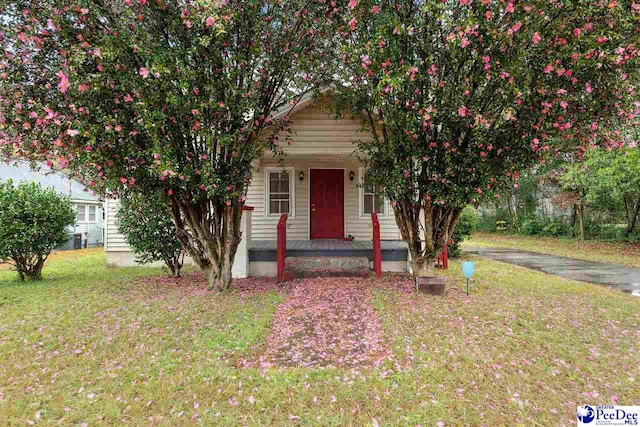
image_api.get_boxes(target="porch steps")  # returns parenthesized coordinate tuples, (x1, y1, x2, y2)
(284, 256, 371, 279)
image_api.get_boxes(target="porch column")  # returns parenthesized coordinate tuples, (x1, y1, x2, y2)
(232, 206, 253, 278)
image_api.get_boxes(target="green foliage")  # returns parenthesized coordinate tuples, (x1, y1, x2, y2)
(582, 146, 640, 233)
(0, 0, 343, 290)
(519, 218, 542, 236)
(117, 193, 183, 277)
(0, 179, 75, 281)
(449, 206, 478, 258)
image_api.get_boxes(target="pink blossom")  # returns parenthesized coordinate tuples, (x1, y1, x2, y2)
(532, 32, 542, 44)
(66, 129, 79, 137)
(205, 16, 215, 27)
(348, 0, 357, 10)
(138, 67, 149, 78)
(348, 18, 357, 31)
(458, 106, 468, 118)
(57, 71, 70, 93)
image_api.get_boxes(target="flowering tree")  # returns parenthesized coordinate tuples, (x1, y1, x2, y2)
(0, 0, 340, 290)
(336, 0, 639, 276)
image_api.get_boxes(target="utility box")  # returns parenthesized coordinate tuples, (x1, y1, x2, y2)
(73, 233, 82, 250)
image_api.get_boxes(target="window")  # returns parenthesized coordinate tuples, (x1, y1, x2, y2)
(89, 206, 96, 222)
(76, 205, 86, 222)
(360, 169, 385, 216)
(266, 168, 294, 216)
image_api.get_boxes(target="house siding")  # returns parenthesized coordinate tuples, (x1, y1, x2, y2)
(249, 100, 401, 241)
(104, 199, 130, 252)
(104, 97, 404, 265)
(249, 158, 400, 241)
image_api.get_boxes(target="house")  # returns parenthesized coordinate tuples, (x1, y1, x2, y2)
(0, 161, 104, 249)
(104, 96, 410, 276)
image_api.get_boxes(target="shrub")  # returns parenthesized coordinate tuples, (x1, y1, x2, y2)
(541, 219, 571, 237)
(0, 180, 76, 281)
(117, 193, 184, 277)
(449, 206, 479, 258)
(520, 218, 542, 236)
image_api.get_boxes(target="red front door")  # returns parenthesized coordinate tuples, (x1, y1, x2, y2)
(310, 169, 345, 239)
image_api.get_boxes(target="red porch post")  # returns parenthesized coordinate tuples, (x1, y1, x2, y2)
(437, 239, 450, 270)
(371, 213, 382, 279)
(277, 214, 288, 283)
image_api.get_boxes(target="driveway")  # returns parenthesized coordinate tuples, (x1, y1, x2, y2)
(466, 247, 640, 295)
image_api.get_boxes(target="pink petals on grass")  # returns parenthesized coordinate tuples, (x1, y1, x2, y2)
(136, 272, 285, 298)
(258, 277, 391, 368)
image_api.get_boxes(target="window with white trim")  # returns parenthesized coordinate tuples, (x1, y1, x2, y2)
(88, 205, 96, 222)
(76, 205, 86, 222)
(266, 168, 294, 216)
(360, 169, 385, 216)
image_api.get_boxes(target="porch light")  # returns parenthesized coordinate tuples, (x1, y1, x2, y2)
(299, 171, 304, 182)
(349, 171, 355, 182)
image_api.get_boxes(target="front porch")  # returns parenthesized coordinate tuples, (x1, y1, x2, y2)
(247, 239, 409, 278)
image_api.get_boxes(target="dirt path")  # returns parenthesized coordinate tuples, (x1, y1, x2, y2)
(257, 277, 391, 368)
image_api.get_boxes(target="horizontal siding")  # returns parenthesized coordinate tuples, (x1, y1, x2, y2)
(105, 199, 131, 252)
(105, 97, 401, 256)
(266, 101, 371, 157)
(248, 158, 400, 241)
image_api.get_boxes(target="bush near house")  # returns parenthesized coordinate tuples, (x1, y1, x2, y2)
(0, 179, 76, 281)
(449, 206, 478, 258)
(117, 193, 184, 277)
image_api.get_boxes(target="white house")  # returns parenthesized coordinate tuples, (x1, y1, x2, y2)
(0, 161, 104, 249)
(105, 95, 409, 277)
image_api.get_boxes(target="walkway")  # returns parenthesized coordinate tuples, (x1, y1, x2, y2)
(257, 277, 391, 368)
(466, 247, 640, 295)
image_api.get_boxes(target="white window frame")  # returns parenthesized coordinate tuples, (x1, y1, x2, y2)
(264, 167, 295, 218)
(88, 205, 97, 223)
(76, 204, 86, 222)
(359, 167, 388, 217)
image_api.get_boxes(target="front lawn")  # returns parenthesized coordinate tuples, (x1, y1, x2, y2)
(466, 231, 640, 267)
(1, 249, 638, 425)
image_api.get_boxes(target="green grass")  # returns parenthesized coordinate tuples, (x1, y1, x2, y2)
(1, 249, 639, 425)
(466, 231, 640, 267)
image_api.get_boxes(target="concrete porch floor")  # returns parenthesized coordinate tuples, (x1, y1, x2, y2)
(248, 239, 409, 261)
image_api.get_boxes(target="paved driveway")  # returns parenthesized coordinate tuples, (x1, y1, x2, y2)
(466, 247, 640, 295)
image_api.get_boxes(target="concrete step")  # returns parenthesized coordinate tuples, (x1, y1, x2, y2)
(284, 256, 371, 278)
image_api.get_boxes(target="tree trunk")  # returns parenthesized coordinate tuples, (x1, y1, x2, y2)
(14, 255, 45, 281)
(577, 204, 585, 240)
(624, 195, 640, 236)
(409, 255, 436, 278)
(394, 197, 462, 278)
(169, 195, 242, 292)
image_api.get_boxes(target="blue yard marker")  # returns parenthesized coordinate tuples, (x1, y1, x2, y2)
(462, 261, 476, 296)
